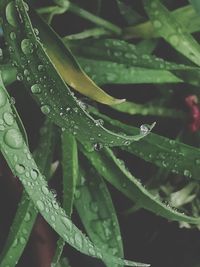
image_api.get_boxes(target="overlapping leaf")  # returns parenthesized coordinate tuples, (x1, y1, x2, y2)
(75, 166, 124, 267)
(0, 119, 55, 267)
(1, 0, 153, 152)
(0, 72, 149, 266)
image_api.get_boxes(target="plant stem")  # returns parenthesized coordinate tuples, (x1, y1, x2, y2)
(68, 3, 122, 35)
(63, 27, 110, 41)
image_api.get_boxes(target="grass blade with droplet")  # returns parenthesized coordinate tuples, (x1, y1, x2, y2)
(89, 108, 200, 180)
(1, 0, 153, 152)
(52, 132, 78, 267)
(80, 144, 200, 224)
(75, 166, 124, 267)
(143, 0, 200, 66)
(0, 72, 150, 267)
(0, 119, 56, 267)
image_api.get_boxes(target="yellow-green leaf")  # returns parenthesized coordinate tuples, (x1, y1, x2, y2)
(30, 9, 124, 105)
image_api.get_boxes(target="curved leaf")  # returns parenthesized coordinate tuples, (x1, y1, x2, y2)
(52, 132, 78, 267)
(0, 119, 55, 267)
(80, 144, 200, 224)
(75, 166, 124, 267)
(143, 0, 200, 66)
(89, 107, 200, 181)
(1, 0, 153, 152)
(0, 74, 149, 267)
(30, 9, 125, 105)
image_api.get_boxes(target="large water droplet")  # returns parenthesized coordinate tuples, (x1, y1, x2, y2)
(41, 105, 50, 115)
(31, 84, 42, 94)
(21, 39, 34, 55)
(24, 212, 31, 222)
(37, 200, 45, 211)
(6, 2, 18, 27)
(30, 169, 38, 180)
(0, 88, 7, 107)
(140, 124, 151, 135)
(61, 216, 72, 231)
(15, 164, 25, 174)
(74, 233, 83, 249)
(9, 31, 16, 40)
(42, 185, 48, 195)
(93, 143, 103, 151)
(4, 129, 23, 149)
(3, 112, 14, 126)
(183, 169, 192, 178)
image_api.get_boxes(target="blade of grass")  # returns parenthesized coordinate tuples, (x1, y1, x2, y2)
(1, 0, 153, 152)
(0, 72, 150, 267)
(123, 5, 200, 39)
(52, 132, 78, 267)
(75, 166, 124, 267)
(0, 118, 56, 267)
(80, 144, 200, 224)
(89, 107, 200, 180)
(143, 0, 200, 66)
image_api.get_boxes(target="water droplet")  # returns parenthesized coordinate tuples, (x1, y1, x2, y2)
(9, 31, 16, 40)
(169, 35, 179, 46)
(16, 73, 23, 81)
(38, 65, 44, 71)
(3, 112, 14, 126)
(6, 2, 18, 27)
(15, 164, 25, 174)
(4, 129, 23, 149)
(41, 105, 50, 114)
(90, 202, 98, 213)
(61, 216, 72, 231)
(19, 237, 26, 245)
(42, 185, 48, 195)
(12, 238, 18, 247)
(30, 169, 38, 180)
(153, 20, 162, 28)
(196, 159, 200, 165)
(21, 39, 34, 55)
(0, 88, 7, 107)
(37, 200, 45, 211)
(184, 169, 192, 178)
(24, 212, 31, 222)
(93, 143, 103, 151)
(140, 124, 150, 135)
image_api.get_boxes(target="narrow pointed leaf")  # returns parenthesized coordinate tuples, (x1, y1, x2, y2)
(31, 8, 124, 105)
(1, 0, 152, 152)
(0, 74, 149, 267)
(80, 145, 200, 224)
(75, 166, 124, 267)
(52, 133, 78, 267)
(143, 0, 200, 66)
(0, 119, 55, 267)
(90, 108, 200, 181)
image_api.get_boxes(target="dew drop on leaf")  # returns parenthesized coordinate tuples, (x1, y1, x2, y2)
(5, 2, 18, 27)
(30, 169, 38, 180)
(21, 39, 34, 55)
(4, 129, 23, 149)
(15, 164, 25, 174)
(41, 105, 50, 114)
(61, 216, 72, 231)
(3, 112, 14, 126)
(37, 200, 45, 211)
(140, 124, 151, 135)
(9, 31, 16, 40)
(93, 143, 103, 151)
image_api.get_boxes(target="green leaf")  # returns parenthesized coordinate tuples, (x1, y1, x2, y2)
(80, 145, 200, 224)
(31, 9, 125, 105)
(110, 101, 185, 119)
(89, 107, 200, 181)
(52, 132, 78, 267)
(0, 73, 149, 267)
(71, 38, 200, 86)
(189, 0, 200, 14)
(143, 0, 200, 66)
(123, 5, 200, 39)
(0, 118, 55, 267)
(0, 64, 17, 86)
(1, 0, 153, 152)
(75, 166, 124, 267)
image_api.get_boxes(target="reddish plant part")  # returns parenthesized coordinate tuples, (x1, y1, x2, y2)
(185, 95, 200, 132)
